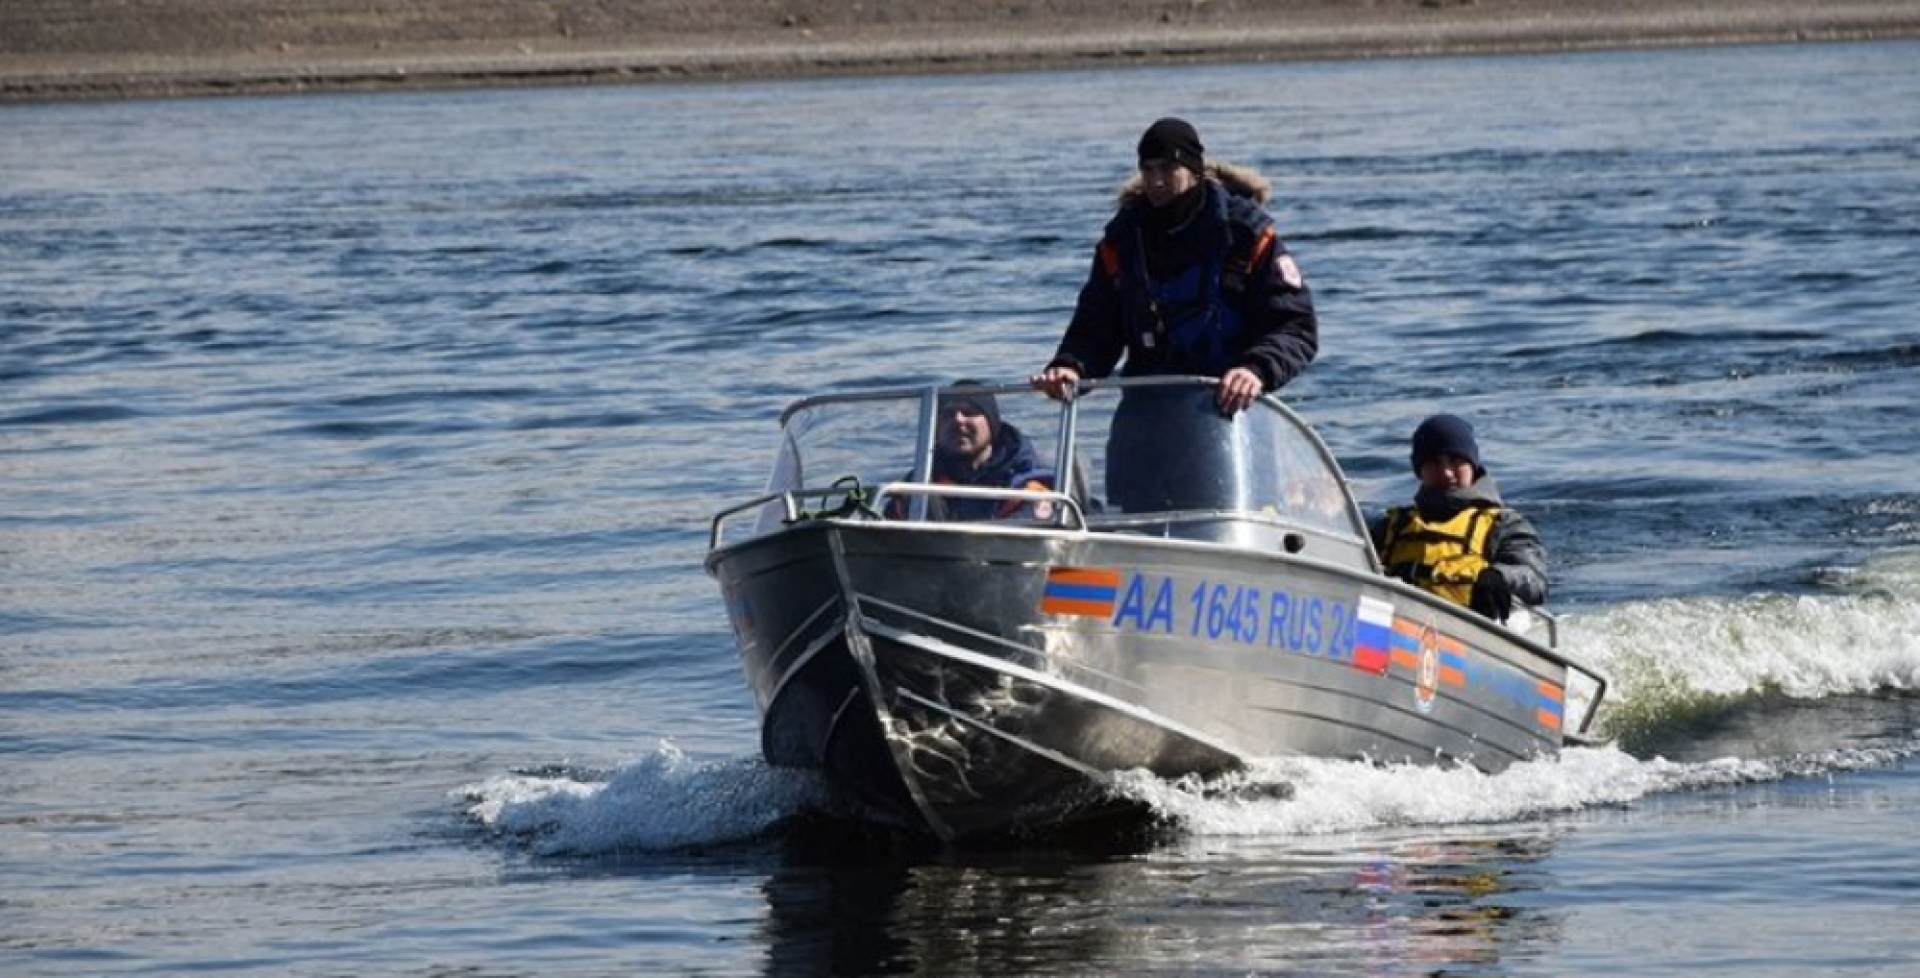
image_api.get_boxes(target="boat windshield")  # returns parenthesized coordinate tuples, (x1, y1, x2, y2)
(735, 378, 1370, 554)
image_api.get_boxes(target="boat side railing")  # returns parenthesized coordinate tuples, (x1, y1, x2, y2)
(707, 481, 1087, 550)
(1509, 609, 1614, 741)
(707, 483, 879, 551)
(1535, 607, 1563, 649)
(871, 483, 1089, 531)
(707, 481, 1375, 558)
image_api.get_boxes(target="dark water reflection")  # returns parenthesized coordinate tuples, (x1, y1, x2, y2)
(515, 818, 1568, 977)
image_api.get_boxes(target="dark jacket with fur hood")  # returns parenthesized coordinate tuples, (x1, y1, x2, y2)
(1047, 161, 1318, 391)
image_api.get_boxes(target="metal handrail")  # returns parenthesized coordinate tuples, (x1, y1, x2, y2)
(708, 482, 1088, 550)
(707, 485, 871, 550)
(873, 483, 1088, 531)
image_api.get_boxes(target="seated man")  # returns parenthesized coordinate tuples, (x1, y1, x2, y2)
(1371, 414, 1548, 623)
(894, 381, 1055, 521)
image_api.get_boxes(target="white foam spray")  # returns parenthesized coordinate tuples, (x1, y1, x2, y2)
(461, 741, 829, 855)
(463, 550, 1920, 854)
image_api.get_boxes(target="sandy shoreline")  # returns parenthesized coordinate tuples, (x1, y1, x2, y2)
(5, 0, 1920, 102)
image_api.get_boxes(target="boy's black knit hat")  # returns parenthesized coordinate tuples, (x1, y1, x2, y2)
(1410, 413, 1481, 473)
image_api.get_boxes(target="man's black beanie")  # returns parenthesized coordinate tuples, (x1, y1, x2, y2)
(1137, 118, 1205, 175)
(943, 379, 1001, 438)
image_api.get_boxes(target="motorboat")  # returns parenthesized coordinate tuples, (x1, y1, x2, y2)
(705, 377, 1607, 840)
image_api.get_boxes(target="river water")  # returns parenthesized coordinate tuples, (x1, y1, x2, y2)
(5, 39, 1919, 977)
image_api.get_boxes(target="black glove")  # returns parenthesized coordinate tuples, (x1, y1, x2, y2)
(1469, 568, 1513, 622)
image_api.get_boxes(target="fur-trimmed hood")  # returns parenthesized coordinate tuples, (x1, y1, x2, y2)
(1114, 160, 1272, 207)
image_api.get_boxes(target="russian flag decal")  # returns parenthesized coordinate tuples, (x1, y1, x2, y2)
(1353, 595, 1395, 674)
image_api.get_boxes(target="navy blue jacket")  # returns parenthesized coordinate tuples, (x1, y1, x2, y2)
(1048, 163, 1318, 392)
(897, 421, 1054, 521)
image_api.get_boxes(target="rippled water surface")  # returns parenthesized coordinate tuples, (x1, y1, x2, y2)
(5, 40, 1920, 977)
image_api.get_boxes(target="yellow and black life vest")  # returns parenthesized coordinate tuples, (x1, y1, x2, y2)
(1379, 504, 1500, 607)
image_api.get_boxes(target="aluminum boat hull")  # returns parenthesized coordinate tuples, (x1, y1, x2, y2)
(706, 380, 1605, 840)
(713, 520, 1587, 839)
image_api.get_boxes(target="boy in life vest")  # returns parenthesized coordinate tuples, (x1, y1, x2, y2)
(1370, 414, 1548, 623)
(1030, 117, 1318, 416)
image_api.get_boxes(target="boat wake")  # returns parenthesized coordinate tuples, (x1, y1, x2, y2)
(1565, 546, 1920, 760)
(1108, 741, 1914, 839)
(461, 549, 1920, 855)
(460, 734, 1916, 857)
(458, 744, 832, 856)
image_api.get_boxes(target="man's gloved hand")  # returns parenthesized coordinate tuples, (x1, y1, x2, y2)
(1469, 568, 1513, 622)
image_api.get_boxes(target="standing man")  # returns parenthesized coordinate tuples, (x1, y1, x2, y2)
(1031, 118, 1318, 415)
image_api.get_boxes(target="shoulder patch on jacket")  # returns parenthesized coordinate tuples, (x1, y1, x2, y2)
(1276, 253, 1304, 290)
